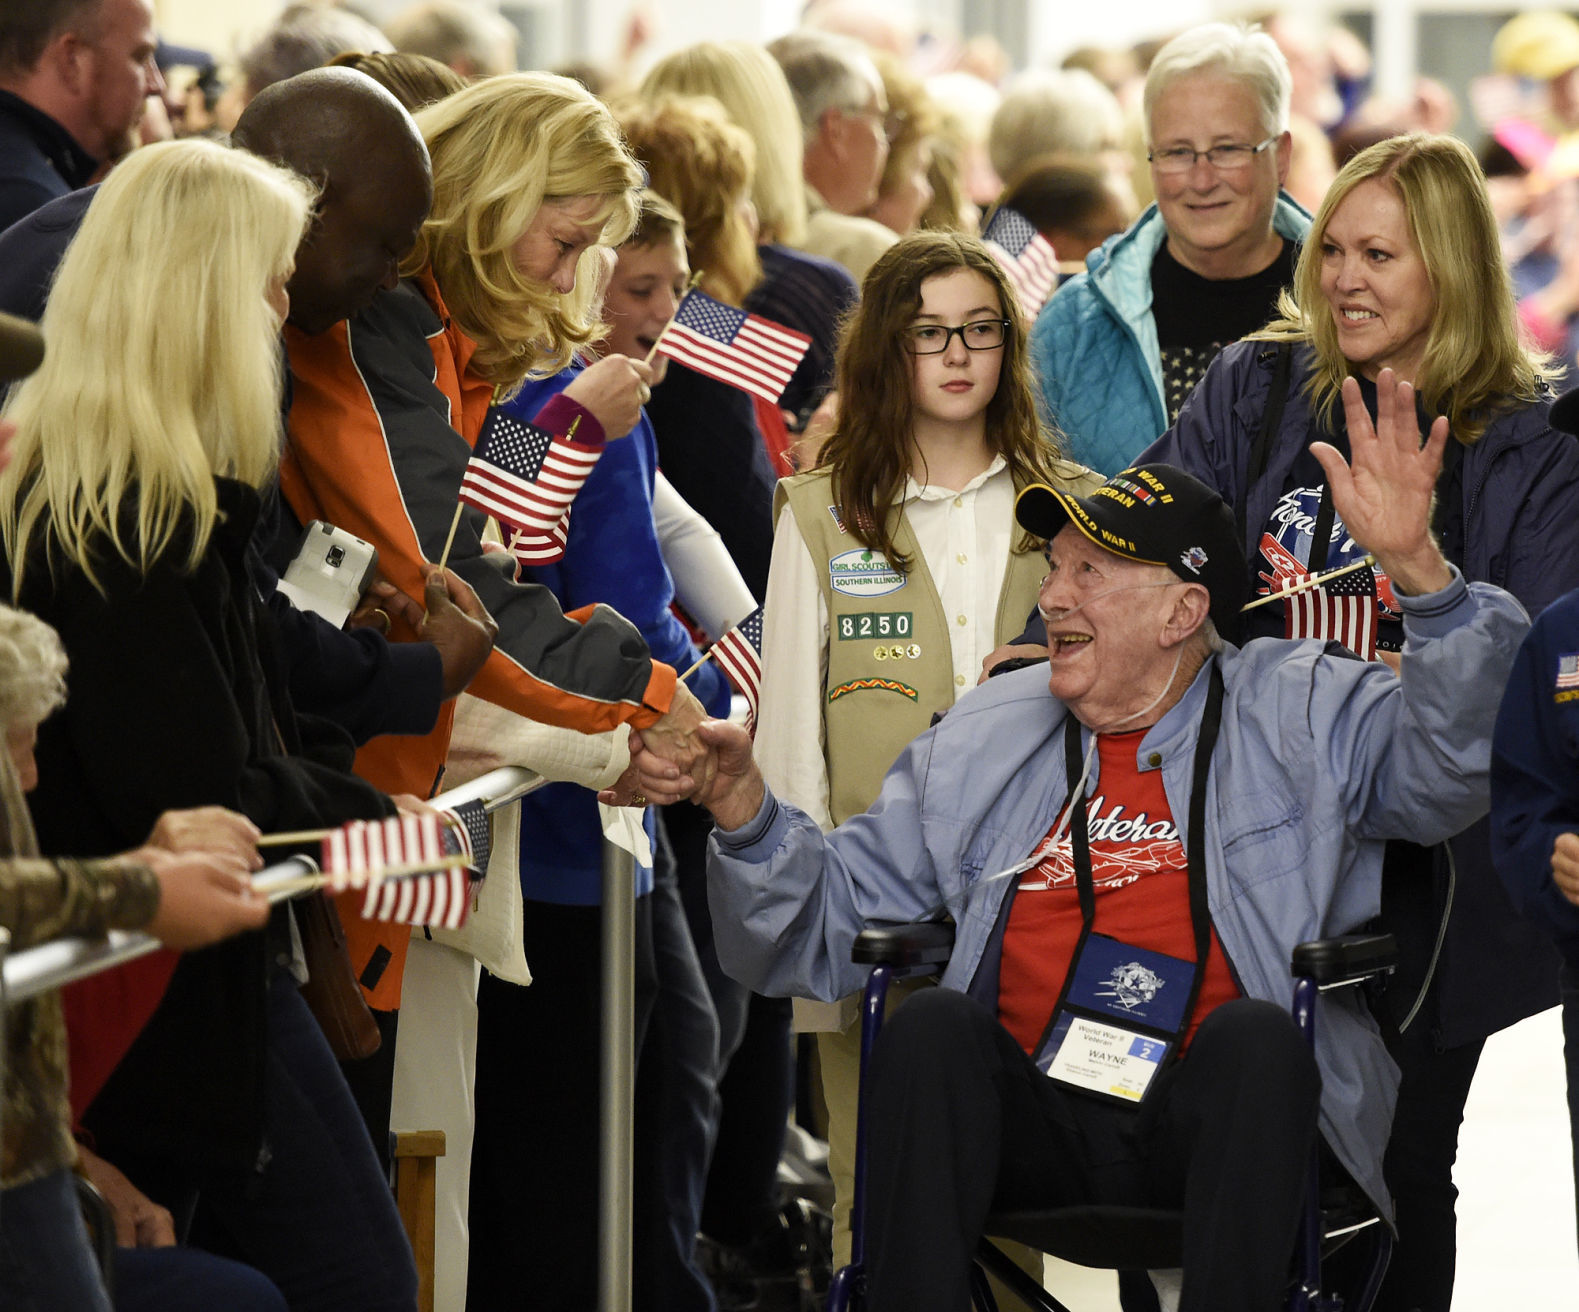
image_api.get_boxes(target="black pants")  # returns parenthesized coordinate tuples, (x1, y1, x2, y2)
(668, 799, 796, 1248)
(466, 896, 657, 1311)
(864, 990, 1320, 1312)
(1366, 1024, 1483, 1312)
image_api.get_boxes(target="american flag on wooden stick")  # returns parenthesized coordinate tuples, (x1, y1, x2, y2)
(457, 411, 598, 564)
(710, 607, 764, 733)
(1280, 557, 1378, 661)
(319, 813, 479, 929)
(982, 205, 1059, 320)
(658, 290, 811, 405)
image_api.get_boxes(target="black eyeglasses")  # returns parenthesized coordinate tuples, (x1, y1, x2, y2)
(901, 319, 1010, 355)
(1147, 135, 1278, 175)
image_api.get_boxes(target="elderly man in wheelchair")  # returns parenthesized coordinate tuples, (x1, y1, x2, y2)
(620, 375, 1528, 1312)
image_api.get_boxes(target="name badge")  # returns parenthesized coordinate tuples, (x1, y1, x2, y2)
(1035, 935, 1196, 1106)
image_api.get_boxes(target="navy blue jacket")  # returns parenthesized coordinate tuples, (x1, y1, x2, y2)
(1492, 589, 1579, 970)
(0, 91, 94, 234)
(1141, 339, 1579, 1045)
(643, 360, 776, 602)
(745, 243, 857, 429)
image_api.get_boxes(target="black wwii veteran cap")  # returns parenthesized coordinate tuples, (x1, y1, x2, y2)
(0, 312, 43, 385)
(1015, 463, 1246, 638)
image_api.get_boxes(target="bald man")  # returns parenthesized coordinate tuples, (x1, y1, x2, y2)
(230, 67, 433, 336)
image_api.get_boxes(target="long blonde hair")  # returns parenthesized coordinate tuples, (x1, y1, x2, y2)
(1256, 132, 1553, 443)
(1, 139, 315, 598)
(638, 42, 808, 248)
(405, 73, 643, 388)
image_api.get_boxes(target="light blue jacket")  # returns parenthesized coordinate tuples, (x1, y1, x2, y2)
(1029, 194, 1311, 477)
(710, 571, 1527, 1217)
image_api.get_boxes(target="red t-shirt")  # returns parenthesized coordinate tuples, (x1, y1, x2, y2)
(997, 728, 1240, 1055)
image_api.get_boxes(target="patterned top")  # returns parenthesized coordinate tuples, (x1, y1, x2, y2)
(1151, 239, 1296, 422)
(0, 749, 159, 1186)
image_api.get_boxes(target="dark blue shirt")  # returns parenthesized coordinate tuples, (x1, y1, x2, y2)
(0, 90, 95, 234)
(745, 243, 858, 429)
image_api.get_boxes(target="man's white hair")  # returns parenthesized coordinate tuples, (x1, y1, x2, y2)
(1142, 22, 1292, 144)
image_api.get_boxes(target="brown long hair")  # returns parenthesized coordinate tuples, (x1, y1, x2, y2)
(817, 230, 1069, 571)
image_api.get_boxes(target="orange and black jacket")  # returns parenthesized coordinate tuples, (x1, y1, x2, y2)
(283, 271, 676, 1006)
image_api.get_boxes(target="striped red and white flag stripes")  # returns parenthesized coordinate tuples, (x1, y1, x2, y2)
(709, 607, 764, 733)
(658, 291, 811, 406)
(1281, 571, 1378, 661)
(361, 863, 472, 930)
(319, 814, 476, 930)
(506, 509, 571, 567)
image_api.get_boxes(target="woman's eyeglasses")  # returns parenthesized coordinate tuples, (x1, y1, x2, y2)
(1147, 136, 1277, 175)
(901, 319, 1010, 355)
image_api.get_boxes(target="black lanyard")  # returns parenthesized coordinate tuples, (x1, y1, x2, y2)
(1036, 663, 1226, 1056)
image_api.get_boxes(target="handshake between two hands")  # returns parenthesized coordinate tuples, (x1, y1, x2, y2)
(598, 683, 764, 833)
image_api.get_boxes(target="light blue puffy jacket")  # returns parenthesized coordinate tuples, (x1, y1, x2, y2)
(709, 571, 1528, 1217)
(1029, 194, 1310, 477)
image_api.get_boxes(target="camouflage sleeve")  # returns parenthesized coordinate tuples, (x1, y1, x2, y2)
(0, 857, 161, 951)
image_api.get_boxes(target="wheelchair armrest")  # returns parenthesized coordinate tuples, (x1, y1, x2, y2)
(852, 920, 956, 967)
(1290, 933, 1397, 988)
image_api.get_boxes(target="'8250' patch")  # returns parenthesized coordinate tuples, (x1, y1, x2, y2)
(836, 611, 913, 640)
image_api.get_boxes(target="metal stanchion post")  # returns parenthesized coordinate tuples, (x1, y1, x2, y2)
(598, 836, 636, 1312)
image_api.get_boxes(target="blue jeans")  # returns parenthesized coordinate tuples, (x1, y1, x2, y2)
(0, 1169, 112, 1311)
(108, 970, 417, 1312)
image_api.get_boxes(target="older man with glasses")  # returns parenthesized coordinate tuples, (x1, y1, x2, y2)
(1030, 22, 1311, 477)
(769, 29, 898, 285)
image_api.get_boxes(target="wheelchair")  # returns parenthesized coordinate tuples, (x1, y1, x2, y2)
(827, 921, 1398, 1312)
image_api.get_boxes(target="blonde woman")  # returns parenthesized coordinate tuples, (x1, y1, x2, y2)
(0, 138, 417, 1311)
(640, 42, 857, 431)
(640, 40, 808, 250)
(1143, 131, 1579, 1311)
(281, 72, 708, 1022)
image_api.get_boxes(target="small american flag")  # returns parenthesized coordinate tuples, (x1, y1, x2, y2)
(1281, 559, 1378, 661)
(320, 814, 446, 892)
(658, 291, 811, 405)
(318, 814, 478, 930)
(1558, 653, 1579, 690)
(457, 411, 599, 561)
(710, 607, 764, 733)
(440, 798, 492, 875)
(982, 206, 1059, 320)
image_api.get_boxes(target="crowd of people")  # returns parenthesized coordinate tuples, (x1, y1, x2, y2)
(1, 3, 1579, 1312)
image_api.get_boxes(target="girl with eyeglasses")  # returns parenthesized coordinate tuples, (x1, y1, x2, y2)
(754, 229, 1097, 1267)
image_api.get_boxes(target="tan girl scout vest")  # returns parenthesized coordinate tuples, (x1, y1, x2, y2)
(776, 461, 1099, 826)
